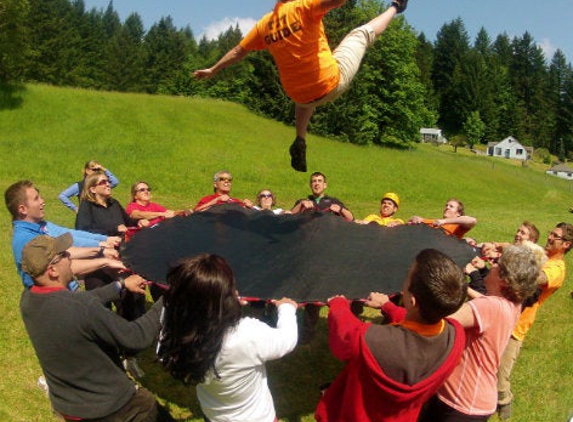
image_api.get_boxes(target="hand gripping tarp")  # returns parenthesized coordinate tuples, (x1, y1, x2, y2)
(120, 204, 477, 303)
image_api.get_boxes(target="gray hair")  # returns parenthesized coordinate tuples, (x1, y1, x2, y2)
(213, 170, 232, 182)
(498, 245, 541, 303)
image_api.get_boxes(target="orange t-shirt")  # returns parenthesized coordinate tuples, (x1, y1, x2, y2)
(423, 219, 471, 239)
(239, 0, 340, 103)
(512, 257, 566, 341)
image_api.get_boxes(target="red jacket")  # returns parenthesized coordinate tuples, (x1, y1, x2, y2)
(315, 298, 465, 422)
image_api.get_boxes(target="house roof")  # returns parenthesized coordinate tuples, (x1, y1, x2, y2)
(548, 164, 573, 172)
(420, 128, 442, 135)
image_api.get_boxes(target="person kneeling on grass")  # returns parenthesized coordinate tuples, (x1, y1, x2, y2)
(315, 249, 467, 422)
(158, 254, 298, 422)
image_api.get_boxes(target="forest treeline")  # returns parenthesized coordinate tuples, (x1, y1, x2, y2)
(1, 0, 572, 157)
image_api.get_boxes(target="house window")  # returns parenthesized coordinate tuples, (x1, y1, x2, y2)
(516, 148, 523, 155)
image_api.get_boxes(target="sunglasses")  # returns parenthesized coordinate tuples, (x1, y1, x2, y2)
(259, 193, 273, 199)
(137, 187, 151, 193)
(96, 179, 110, 186)
(218, 177, 232, 182)
(548, 231, 565, 241)
(49, 250, 71, 266)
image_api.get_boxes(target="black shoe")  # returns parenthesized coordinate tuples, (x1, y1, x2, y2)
(392, 0, 408, 13)
(289, 136, 307, 172)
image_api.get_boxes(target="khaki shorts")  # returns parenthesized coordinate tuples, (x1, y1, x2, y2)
(297, 24, 376, 109)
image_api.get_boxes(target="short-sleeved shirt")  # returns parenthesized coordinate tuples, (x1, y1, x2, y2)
(125, 201, 167, 227)
(437, 296, 521, 416)
(422, 219, 471, 239)
(194, 194, 244, 211)
(294, 195, 347, 214)
(362, 215, 404, 226)
(512, 257, 566, 341)
(240, 0, 340, 103)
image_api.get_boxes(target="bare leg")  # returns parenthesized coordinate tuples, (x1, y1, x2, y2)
(295, 104, 315, 139)
(368, 5, 398, 37)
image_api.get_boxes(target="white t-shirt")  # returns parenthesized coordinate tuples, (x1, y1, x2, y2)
(197, 303, 298, 422)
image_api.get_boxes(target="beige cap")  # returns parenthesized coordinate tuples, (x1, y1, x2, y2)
(22, 233, 73, 278)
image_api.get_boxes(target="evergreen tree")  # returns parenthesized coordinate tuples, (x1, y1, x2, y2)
(144, 16, 194, 94)
(415, 33, 438, 117)
(432, 18, 470, 135)
(105, 13, 147, 92)
(25, 0, 81, 85)
(509, 32, 550, 148)
(0, 0, 30, 84)
(548, 50, 573, 153)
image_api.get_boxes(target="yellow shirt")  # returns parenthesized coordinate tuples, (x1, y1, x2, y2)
(512, 257, 566, 341)
(362, 214, 404, 226)
(239, 0, 340, 103)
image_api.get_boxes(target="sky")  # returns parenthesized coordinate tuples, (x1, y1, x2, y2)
(82, 0, 573, 64)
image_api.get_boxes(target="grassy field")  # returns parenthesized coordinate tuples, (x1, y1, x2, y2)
(0, 84, 572, 421)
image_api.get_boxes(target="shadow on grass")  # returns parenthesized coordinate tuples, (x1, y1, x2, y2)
(0, 83, 25, 110)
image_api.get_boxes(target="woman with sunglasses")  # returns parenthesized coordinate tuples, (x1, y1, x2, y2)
(58, 160, 119, 213)
(126, 181, 190, 228)
(253, 189, 285, 215)
(75, 172, 148, 378)
(76, 173, 140, 236)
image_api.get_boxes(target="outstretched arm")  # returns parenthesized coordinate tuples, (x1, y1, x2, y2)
(194, 45, 249, 80)
(434, 216, 477, 229)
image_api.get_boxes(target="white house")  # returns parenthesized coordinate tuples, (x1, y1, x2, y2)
(546, 164, 573, 180)
(420, 128, 447, 144)
(487, 136, 529, 161)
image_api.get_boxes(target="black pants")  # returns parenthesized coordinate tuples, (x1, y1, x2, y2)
(418, 395, 492, 422)
(63, 387, 174, 422)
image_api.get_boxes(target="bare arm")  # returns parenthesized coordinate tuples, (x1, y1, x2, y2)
(130, 209, 175, 220)
(68, 246, 118, 260)
(447, 302, 476, 329)
(466, 286, 484, 299)
(194, 45, 249, 80)
(70, 257, 126, 276)
(435, 216, 477, 229)
(290, 199, 314, 214)
(328, 203, 354, 221)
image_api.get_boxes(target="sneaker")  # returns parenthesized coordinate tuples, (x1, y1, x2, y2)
(37, 375, 49, 396)
(392, 0, 408, 13)
(289, 136, 307, 172)
(123, 357, 145, 379)
(498, 403, 512, 421)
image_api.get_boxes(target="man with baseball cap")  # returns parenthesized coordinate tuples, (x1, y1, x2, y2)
(357, 192, 404, 227)
(20, 234, 173, 422)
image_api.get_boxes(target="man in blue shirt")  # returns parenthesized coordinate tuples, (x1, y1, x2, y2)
(5, 180, 123, 289)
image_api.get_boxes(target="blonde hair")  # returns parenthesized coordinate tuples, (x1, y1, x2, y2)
(81, 172, 106, 203)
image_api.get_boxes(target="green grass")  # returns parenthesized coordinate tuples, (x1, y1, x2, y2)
(0, 84, 572, 421)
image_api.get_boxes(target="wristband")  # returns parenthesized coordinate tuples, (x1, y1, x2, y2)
(97, 246, 105, 258)
(116, 277, 126, 293)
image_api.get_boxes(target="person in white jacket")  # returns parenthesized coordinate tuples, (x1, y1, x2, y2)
(158, 253, 298, 422)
